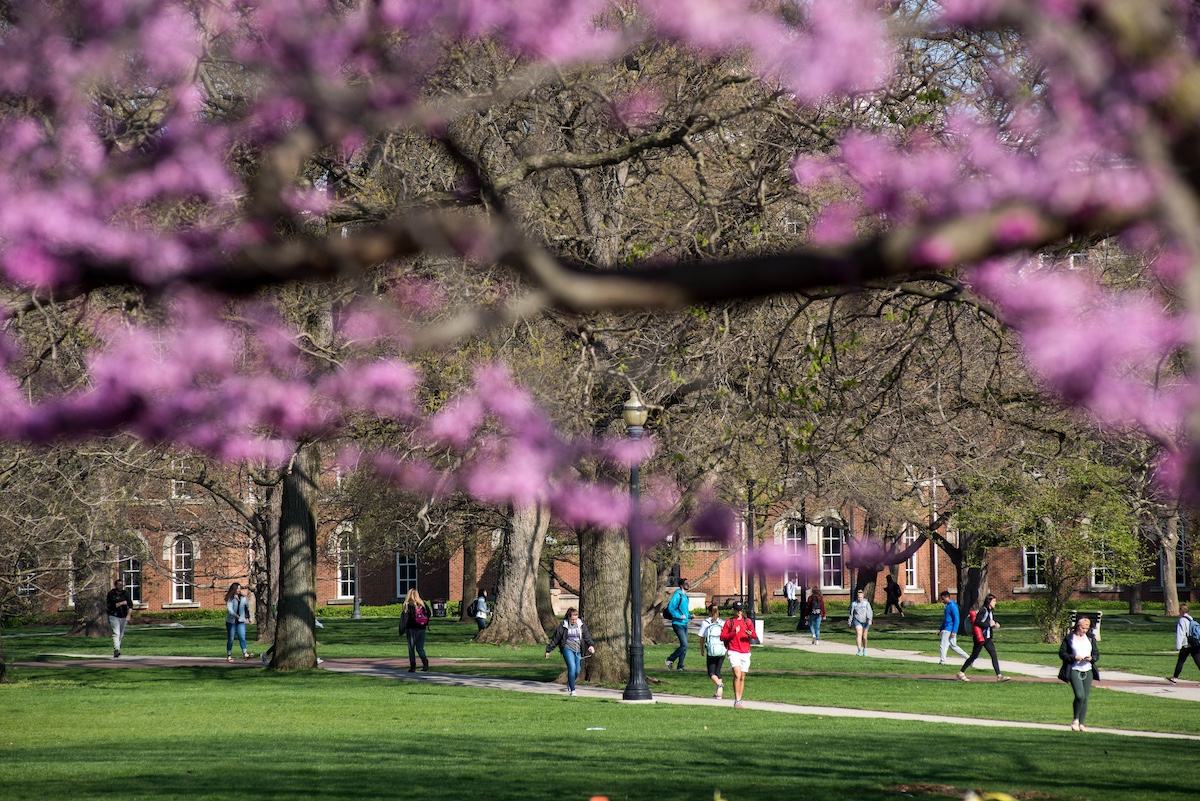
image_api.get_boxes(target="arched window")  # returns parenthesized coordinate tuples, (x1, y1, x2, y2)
(783, 518, 806, 585)
(171, 537, 194, 602)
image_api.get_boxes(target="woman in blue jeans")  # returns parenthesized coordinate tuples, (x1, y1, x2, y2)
(545, 608, 595, 696)
(224, 583, 253, 661)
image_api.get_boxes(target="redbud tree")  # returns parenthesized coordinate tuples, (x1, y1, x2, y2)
(2, 0, 1198, 660)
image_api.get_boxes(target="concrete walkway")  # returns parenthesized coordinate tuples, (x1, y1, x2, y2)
(758, 629, 1200, 703)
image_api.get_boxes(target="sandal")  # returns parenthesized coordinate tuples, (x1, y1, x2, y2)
(244, 652, 254, 660)
(1070, 722, 1080, 731)
(227, 655, 233, 662)
(996, 675, 1011, 682)
(1167, 677, 1179, 684)
(956, 672, 970, 682)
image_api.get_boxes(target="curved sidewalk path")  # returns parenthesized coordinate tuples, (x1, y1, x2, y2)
(15, 632, 1200, 743)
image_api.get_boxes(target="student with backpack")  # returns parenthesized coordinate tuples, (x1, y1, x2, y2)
(957, 594, 1010, 682)
(698, 603, 726, 699)
(664, 578, 692, 671)
(1058, 614, 1100, 731)
(399, 588, 432, 672)
(807, 588, 826, 644)
(468, 590, 488, 632)
(1167, 603, 1200, 684)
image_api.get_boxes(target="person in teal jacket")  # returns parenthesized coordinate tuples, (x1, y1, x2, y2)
(664, 578, 692, 670)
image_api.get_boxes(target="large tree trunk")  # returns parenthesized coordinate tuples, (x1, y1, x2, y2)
(1127, 581, 1144, 614)
(476, 503, 548, 644)
(67, 540, 109, 637)
(580, 525, 630, 684)
(460, 530, 478, 622)
(270, 443, 320, 670)
(536, 561, 559, 631)
(956, 563, 990, 635)
(1161, 513, 1182, 617)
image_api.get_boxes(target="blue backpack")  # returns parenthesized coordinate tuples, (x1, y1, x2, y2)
(1188, 618, 1200, 648)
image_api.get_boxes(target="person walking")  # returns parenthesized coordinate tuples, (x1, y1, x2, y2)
(400, 587, 432, 672)
(224, 583, 253, 662)
(664, 578, 692, 671)
(784, 578, 799, 617)
(698, 603, 726, 699)
(807, 588, 826, 644)
(884, 575, 905, 617)
(472, 589, 489, 632)
(936, 590, 969, 664)
(958, 594, 1010, 682)
(545, 607, 595, 696)
(848, 588, 873, 655)
(1168, 603, 1200, 683)
(1058, 614, 1100, 731)
(106, 578, 133, 658)
(720, 600, 756, 708)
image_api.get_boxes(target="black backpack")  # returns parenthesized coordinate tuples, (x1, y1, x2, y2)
(467, 599, 479, 618)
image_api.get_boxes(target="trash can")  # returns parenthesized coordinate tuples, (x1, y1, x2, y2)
(431, 599, 447, 618)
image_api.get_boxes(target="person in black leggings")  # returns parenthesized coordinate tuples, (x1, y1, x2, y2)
(958, 594, 1010, 682)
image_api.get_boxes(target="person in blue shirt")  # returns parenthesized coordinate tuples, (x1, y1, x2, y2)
(664, 578, 692, 670)
(937, 590, 970, 664)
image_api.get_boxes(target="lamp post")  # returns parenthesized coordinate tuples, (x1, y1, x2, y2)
(746, 479, 756, 620)
(622, 391, 653, 702)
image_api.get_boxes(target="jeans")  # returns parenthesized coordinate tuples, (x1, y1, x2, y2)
(563, 648, 582, 691)
(1069, 668, 1092, 724)
(226, 621, 247, 654)
(475, 617, 488, 631)
(667, 623, 688, 668)
(407, 628, 429, 669)
(939, 630, 969, 661)
(109, 615, 127, 652)
(809, 615, 822, 640)
(962, 638, 1000, 675)
(786, 598, 798, 616)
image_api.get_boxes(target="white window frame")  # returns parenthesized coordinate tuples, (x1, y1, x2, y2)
(122, 556, 143, 604)
(336, 533, 356, 600)
(820, 523, 845, 589)
(783, 518, 806, 585)
(1159, 537, 1187, 588)
(903, 525, 919, 588)
(1022, 544, 1046, 588)
(395, 554, 417, 598)
(170, 459, 193, 500)
(1090, 538, 1115, 589)
(172, 537, 194, 602)
(16, 553, 38, 596)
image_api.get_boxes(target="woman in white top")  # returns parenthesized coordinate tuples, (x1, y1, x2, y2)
(698, 603, 726, 699)
(1057, 615, 1100, 731)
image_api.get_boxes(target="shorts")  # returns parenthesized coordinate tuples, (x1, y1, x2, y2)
(706, 654, 725, 677)
(727, 650, 751, 672)
(852, 621, 869, 629)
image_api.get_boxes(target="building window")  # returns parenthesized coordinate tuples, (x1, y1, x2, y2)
(1090, 539, 1115, 588)
(16, 553, 38, 596)
(783, 519, 806, 585)
(122, 557, 143, 604)
(170, 459, 193, 500)
(336, 534, 356, 600)
(395, 554, 417, 598)
(172, 537, 194, 602)
(820, 524, 844, 589)
(903, 525, 919, 588)
(1023, 545, 1046, 588)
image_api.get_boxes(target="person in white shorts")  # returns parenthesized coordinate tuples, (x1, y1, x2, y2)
(720, 601, 756, 708)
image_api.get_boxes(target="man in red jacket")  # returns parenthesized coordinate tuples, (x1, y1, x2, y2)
(721, 601, 757, 709)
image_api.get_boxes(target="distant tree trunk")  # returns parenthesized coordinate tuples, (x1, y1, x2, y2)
(67, 539, 109, 637)
(580, 525, 630, 684)
(536, 561, 559, 631)
(957, 563, 990, 635)
(255, 481, 281, 644)
(1161, 513, 1182, 617)
(460, 531, 478, 622)
(270, 443, 320, 670)
(0, 626, 7, 683)
(1127, 581, 1144, 614)
(476, 503, 548, 644)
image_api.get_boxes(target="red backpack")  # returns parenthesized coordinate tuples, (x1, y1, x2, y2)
(969, 609, 985, 643)
(412, 604, 429, 626)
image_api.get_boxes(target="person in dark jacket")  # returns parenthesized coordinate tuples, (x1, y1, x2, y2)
(399, 588, 432, 672)
(545, 607, 595, 696)
(884, 575, 905, 617)
(957, 594, 1009, 682)
(806, 589, 826, 644)
(1058, 615, 1100, 731)
(106, 578, 134, 658)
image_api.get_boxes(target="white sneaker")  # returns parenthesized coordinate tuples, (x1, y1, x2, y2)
(568, 689, 577, 696)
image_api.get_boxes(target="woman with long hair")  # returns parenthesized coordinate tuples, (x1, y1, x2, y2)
(1058, 615, 1100, 731)
(807, 588, 825, 644)
(958, 594, 1009, 682)
(399, 587, 431, 672)
(224, 582, 253, 662)
(697, 602, 726, 699)
(544, 607, 595, 696)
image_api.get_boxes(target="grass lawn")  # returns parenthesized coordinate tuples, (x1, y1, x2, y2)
(2, 604, 1196, 800)
(0, 666, 1195, 801)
